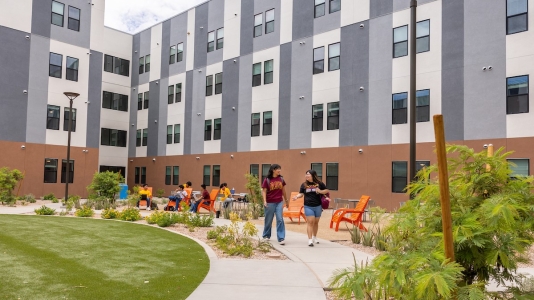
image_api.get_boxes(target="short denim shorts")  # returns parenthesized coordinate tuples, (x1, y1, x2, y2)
(304, 205, 322, 217)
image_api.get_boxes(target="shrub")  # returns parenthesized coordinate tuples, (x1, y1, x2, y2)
(188, 214, 214, 228)
(101, 208, 120, 219)
(145, 211, 166, 224)
(51, 197, 59, 203)
(119, 207, 141, 221)
(0, 167, 24, 205)
(35, 205, 56, 215)
(156, 188, 165, 198)
(244, 173, 263, 219)
(24, 194, 36, 203)
(87, 171, 122, 204)
(43, 193, 55, 201)
(64, 195, 80, 212)
(75, 205, 94, 218)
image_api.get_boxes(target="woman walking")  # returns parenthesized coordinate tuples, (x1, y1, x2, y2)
(292, 169, 329, 247)
(262, 164, 288, 245)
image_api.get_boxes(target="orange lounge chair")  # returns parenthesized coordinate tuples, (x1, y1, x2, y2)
(283, 192, 306, 224)
(138, 187, 153, 210)
(330, 195, 370, 232)
(197, 189, 219, 213)
(176, 188, 193, 211)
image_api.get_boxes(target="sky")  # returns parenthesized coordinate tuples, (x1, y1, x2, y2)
(104, 0, 206, 34)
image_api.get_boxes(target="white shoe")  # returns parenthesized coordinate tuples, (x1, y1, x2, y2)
(313, 238, 319, 244)
(147, 207, 151, 211)
(262, 237, 270, 242)
(308, 242, 314, 247)
(278, 239, 285, 245)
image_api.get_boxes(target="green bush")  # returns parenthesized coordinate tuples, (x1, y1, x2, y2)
(0, 167, 24, 205)
(145, 211, 166, 224)
(101, 208, 120, 219)
(64, 195, 80, 212)
(24, 194, 36, 203)
(188, 214, 214, 227)
(87, 171, 122, 204)
(51, 198, 59, 203)
(75, 205, 94, 218)
(43, 193, 55, 201)
(156, 188, 165, 198)
(119, 207, 141, 221)
(35, 205, 56, 215)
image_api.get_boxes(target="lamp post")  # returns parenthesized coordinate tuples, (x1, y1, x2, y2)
(409, 0, 418, 185)
(63, 92, 80, 203)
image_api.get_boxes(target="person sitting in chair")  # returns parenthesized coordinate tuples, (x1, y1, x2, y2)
(221, 183, 233, 209)
(168, 185, 188, 211)
(190, 184, 210, 213)
(137, 184, 152, 211)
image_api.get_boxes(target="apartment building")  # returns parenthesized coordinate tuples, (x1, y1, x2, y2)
(0, 0, 532, 210)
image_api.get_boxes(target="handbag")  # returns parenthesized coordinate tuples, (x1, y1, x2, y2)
(321, 193, 330, 209)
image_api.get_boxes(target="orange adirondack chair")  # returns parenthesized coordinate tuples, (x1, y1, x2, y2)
(138, 187, 153, 209)
(197, 189, 219, 213)
(330, 195, 370, 232)
(178, 188, 193, 211)
(283, 192, 306, 224)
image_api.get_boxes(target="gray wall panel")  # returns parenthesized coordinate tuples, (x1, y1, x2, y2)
(278, 42, 292, 150)
(86, 51, 103, 148)
(340, 23, 369, 147)
(128, 86, 137, 157)
(160, 20, 171, 80)
(240, 0, 254, 56)
(26, 35, 50, 144)
(442, 0, 464, 141)
(253, 0, 281, 53)
(147, 81, 160, 156)
(292, 0, 314, 40)
(313, 2, 341, 36)
(137, 30, 151, 86)
(31, 0, 51, 38)
(190, 68, 207, 154)
(463, 0, 506, 140)
(0, 26, 30, 142)
(368, 15, 392, 145)
(237, 54, 253, 152)
(157, 77, 169, 156)
(290, 39, 312, 149)
(183, 71, 194, 154)
(169, 13, 188, 76)
(49, 0, 91, 48)
(194, 3, 209, 69)
(370, 0, 393, 19)
(131, 34, 140, 87)
(221, 59, 240, 153)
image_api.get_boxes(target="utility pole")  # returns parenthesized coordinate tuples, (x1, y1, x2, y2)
(409, 0, 418, 184)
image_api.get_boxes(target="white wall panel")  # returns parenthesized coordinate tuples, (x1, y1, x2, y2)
(223, 0, 241, 60)
(149, 24, 162, 82)
(280, 0, 293, 44)
(341, 0, 370, 27)
(186, 9, 196, 71)
(0, 0, 32, 33)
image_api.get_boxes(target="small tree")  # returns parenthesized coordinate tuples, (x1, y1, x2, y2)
(0, 167, 24, 205)
(87, 171, 122, 207)
(244, 173, 264, 219)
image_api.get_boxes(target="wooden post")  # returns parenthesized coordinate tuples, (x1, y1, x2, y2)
(433, 115, 455, 263)
(486, 144, 494, 172)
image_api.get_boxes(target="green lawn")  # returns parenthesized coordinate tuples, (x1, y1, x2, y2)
(0, 215, 209, 299)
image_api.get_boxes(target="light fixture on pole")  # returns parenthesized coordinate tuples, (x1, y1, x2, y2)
(63, 92, 80, 203)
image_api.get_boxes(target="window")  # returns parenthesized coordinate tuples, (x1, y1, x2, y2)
(507, 75, 529, 114)
(415, 160, 431, 180)
(174, 124, 180, 143)
(312, 104, 323, 131)
(416, 20, 430, 53)
(507, 0, 528, 34)
(203, 165, 210, 186)
(327, 102, 339, 130)
(135, 167, 140, 184)
(137, 93, 142, 110)
(63, 107, 76, 132)
(213, 165, 220, 187)
(101, 128, 127, 147)
(206, 75, 213, 96)
(165, 166, 171, 185)
(104, 54, 129, 76)
(392, 92, 408, 124)
(207, 31, 215, 52)
(141, 167, 146, 184)
(168, 85, 174, 104)
(99, 165, 126, 176)
(167, 125, 172, 144)
(263, 111, 272, 135)
(177, 43, 184, 62)
(392, 161, 408, 193)
(254, 13, 262, 37)
(139, 56, 144, 74)
(251, 113, 260, 137)
(326, 163, 338, 190)
(315, 0, 325, 18)
(176, 83, 182, 102)
(61, 159, 74, 183)
(393, 25, 408, 58)
(328, 43, 340, 71)
(169, 45, 176, 64)
(173, 166, 179, 185)
(265, 9, 275, 34)
(68, 6, 80, 31)
(142, 128, 148, 146)
(66, 56, 78, 81)
(145, 55, 151, 72)
(47, 105, 60, 130)
(508, 159, 530, 177)
(102, 91, 128, 112)
(416, 89, 430, 122)
(252, 63, 262, 87)
(51, 1, 64, 27)
(44, 158, 58, 183)
(330, 0, 341, 13)
(136, 129, 141, 147)
(215, 73, 223, 95)
(213, 118, 222, 140)
(313, 47, 324, 74)
(49, 52, 62, 78)
(262, 164, 270, 184)
(216, 28, 224, 50)
(250, 164, 259, 178)
(311, 163, 323, 181)
(143, 91, 149, 109)
(264, 60, 273, 84)
(204, 120, 212, 141)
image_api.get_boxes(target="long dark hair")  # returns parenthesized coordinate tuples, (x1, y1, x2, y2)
(305, 169, 321, 185)
(267, 164, 281, 179)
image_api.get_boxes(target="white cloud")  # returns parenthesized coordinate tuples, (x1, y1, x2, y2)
(104, 0, 206, 33)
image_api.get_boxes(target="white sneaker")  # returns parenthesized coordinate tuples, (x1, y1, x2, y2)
(262, 237, 270, 242)
(278, 239, 285, 245)
(308, 242, 314, 247)
(147, 207, 151, 211)
(313, 237, 319, 244)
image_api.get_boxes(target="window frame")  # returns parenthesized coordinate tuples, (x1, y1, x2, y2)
(207, 31, 215, 52)
(507, 0, 529, 35)
(313, 47, 325, 75)
(174, 124, 180, 143)
(327, 102, 339, 130)
(137, 93, 142, 110)
(136, 129, 141, 147)
(144, 55, 151, 72)
(416, 19, 430, 54)
(216, 28, 224, 50)
(100, 128, 127, 147)
(507, 75, 529, 114)
(135, 167, 140, 184)
(393, 25, 409, 58)
(329, 0, 341, 13)
(49, 52, 63, 78)
(203, 165, 211, 186)
(264, 60, 273, 84)
(67, 5, 80, 31)
(61, 159, 74, 183)
(311, 163, 323, 181)
(263, 111, 272, 136)
(141, 167, 146, 185)
(312, 104, 324, 132)
(102, 92, 128, 112)
(47, 105, 60, 130)
(99, 165, 126, 176)
(176, 83, 182, 103)
(168, 85, 174, 104)
(165, 166, 172, 185)
(139, 56, 144, 74)
(392, 92, 408, 124)
(212, 165, 221, 187)
(63, 107, 77, 132)
(173, 166, 179, 185)
(177, 43, 184, 62)
(143, 91, 149, 109)
(416, 89, 430, 122)
(250, 164, 260, 178)
(66, 56, 79, 82)
(328, 42, 340, 71)
(315, 0, 325, 18)
(204, 120, 212, 141)
(44, 158, 58, 183)
(104, 55, 129, 76)
(254, 13, 263, 37)
(213, 118, 221, 140)
(169, 45, 176, 64)
(252, 62, 262, 87)
(251, 113, 260, 137)
(51, 1, 65, 27)
(265, 9, 275, 34)
(166, 125, 173, 145)
(326, 163, 338, 190)
(261, 164, 271, 184)
(206, 75, 213, 96)
(215, 72, 223, 95)
(392, 161, 408, 193)
(508, 158, 530, 177)
(142, 128, 148, 146)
